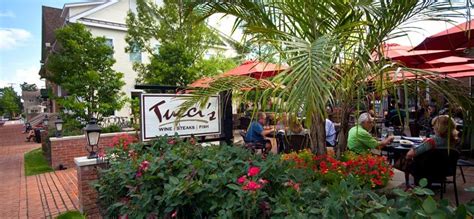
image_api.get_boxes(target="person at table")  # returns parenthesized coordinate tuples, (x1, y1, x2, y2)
(245, 112, 273, 151)
(286, 117, 307, 135)
(406, 115, 458, 159)
(348, 113, 394, 154)
(326, 118, 336, 146)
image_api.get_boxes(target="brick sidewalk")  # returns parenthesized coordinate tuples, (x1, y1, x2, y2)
(0, 123, 79, 218)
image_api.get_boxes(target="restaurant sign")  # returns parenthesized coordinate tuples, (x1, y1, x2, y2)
(140, 94, 221, 141)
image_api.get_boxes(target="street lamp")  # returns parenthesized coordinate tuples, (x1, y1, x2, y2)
(43, 115, 49, 127)
(55, 116, 63, 137)
(84, 118, 101, 159)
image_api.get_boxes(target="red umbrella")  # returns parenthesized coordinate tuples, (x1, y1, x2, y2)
(412, 19, 474, 50)
(374, 43, 455, 67)
(222, 60, 288, 79)
(418, 56, 474, 68)
(188, 77, 214, 88)
(189, 60, 288, 88)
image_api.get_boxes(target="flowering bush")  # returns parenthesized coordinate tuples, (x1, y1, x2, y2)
(96, 137, 473, 218)
(282, 149, 394, 188)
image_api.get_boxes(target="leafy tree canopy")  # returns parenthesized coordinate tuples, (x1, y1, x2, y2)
(46, 23, 125, 122)
(126, 0, 232, 87)
(0, 87, 22, 117)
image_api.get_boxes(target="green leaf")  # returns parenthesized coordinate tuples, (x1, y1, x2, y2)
(419, 178, 428, 188)
(169, 176, 179, 185)
(422, 196, 437, 214)
(226, 184, 241, 191)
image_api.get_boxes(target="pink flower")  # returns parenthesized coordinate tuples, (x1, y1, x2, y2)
(237, 175, 247, 184)
(247, 166, 260, 177)
(243, 181, 262, 191)
(139, 160, 150, 171)
(168, 138, 176, 145)
(171, 211, 177, 218)
(292, 183, 300, 192)
(258, 178, 269, 185)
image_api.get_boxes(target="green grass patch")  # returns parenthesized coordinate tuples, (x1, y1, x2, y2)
(24, 148, 53, 176)
(56, 211, 85, 219)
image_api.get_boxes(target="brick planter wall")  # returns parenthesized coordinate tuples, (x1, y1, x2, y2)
(49, 132, 136, 170)
(40, 130, 51, 164)
(75, 157, 107, 219)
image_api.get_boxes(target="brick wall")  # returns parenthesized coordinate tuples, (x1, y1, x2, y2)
(76, 159, 106, 219)
(50, 132, 136, 170)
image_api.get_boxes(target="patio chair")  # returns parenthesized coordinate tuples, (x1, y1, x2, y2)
(457, 159, 474, 183)
(277, 134, 310, 153)
(410, 148, 460, 206)
(239, 130, 270, 156)
(239, 117, 251, 130)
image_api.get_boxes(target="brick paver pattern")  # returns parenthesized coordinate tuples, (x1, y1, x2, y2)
(0, 123, 78, 218)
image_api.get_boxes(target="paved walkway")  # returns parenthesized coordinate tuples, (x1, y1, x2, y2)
(0, 122, 78, 218)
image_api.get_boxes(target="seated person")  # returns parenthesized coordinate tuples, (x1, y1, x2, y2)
(325, 118, 336, 146)
(348, 113, 394, 154)
(245, 112, 273, 151)
(385, 103, 406, 127)
(286, 117, 307, 135)
(275, 113, 288, 131)
(406, 115, 458, 159)
(26, 123, 44, 142)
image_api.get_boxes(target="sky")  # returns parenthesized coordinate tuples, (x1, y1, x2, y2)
(0, 0, 77, 93)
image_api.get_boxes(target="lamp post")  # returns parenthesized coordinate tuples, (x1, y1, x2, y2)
(55, 116, 63, 137)
(43, 115, 49, 127)
(84, 118, 101, 159)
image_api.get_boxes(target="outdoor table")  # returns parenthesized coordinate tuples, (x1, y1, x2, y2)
(380, 136, 423, 164)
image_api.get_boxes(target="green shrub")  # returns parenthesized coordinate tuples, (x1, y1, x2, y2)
(96, 137, 474, 218)
(101, 124, 122, 133)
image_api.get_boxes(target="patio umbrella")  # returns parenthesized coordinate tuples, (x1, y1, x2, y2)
(412, 19, 474, 51)
(222, 60, 288, 79)
(189, 60, 288, 88)
(374, 44, 455, 67)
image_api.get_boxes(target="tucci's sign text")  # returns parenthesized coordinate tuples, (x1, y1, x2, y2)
(140, 94, 221, 141)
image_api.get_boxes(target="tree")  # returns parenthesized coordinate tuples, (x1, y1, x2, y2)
(126, 0, 222, 87)
(20, 82, 38, 91)
(0, 87, 21, 117)
(46, 23, 125, 122)
(184, 0, 473, 155)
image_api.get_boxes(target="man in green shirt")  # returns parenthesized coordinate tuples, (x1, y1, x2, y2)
(348, 113, 394, 154)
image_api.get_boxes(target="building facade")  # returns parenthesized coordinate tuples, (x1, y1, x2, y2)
(39, 0, 239, 118)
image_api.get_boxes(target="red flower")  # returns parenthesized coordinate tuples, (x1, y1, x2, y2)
(171, 211, 177, 218)
(136, 171, 143, 178)
(243, 181, 262, 191)
(248, 166, 260, 177)
(237, 175, 247, 184)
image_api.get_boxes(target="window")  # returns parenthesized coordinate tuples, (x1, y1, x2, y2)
(105, 38, 114, 49)
(153, 43, 161, 55)
(105, 38, 114, 57)
(130, 43, 142, 63)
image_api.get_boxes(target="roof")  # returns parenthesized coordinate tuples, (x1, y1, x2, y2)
(39, 6, 64, 78)
(40, 6, 63, 64)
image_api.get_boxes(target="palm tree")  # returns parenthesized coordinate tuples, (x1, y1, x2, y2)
(182, 0, 473, 155)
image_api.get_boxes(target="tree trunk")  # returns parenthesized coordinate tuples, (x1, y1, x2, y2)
(336, 102, 351, 159)
(310, 113, 327, 155)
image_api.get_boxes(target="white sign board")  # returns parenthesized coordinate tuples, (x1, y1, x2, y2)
(140, 94, 221, 141)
